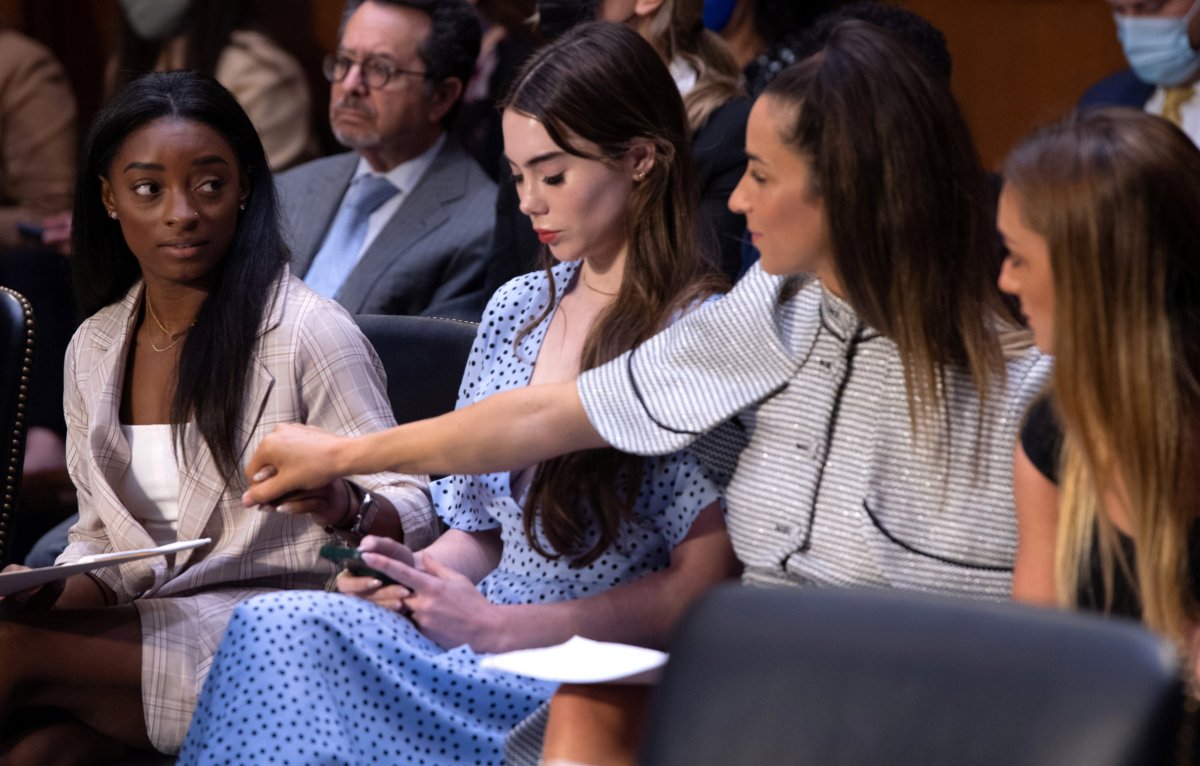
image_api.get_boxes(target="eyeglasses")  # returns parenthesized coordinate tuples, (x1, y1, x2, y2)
(322, 53, 428, 90)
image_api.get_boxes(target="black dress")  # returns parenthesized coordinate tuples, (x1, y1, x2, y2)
(1019, 396, 1200, 618)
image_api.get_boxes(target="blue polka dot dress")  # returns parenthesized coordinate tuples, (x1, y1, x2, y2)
(177, 262, 722, 765)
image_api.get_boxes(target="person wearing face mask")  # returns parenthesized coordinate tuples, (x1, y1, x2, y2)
(1081, 0, 1200, 145)
(113, 0, 317, 171)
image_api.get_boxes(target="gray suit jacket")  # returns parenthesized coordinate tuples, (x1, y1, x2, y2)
(278, 138, 497, 320)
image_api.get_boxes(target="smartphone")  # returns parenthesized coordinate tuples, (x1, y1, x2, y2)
(320, 544, 407, 586)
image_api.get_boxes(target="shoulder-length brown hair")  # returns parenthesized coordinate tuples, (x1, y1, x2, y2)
(502, 21, 727, 567)
(1005, 108, 1200, 650)
(641, 0, 744, 132)
(763, 21, 1012, 432)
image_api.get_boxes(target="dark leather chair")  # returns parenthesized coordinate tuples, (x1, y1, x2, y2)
(0, 287, 34, 568)
(353, 314, 478, 425)
(642, 585, 1187, 766)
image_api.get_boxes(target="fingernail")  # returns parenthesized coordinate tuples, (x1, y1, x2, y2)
(252, 466, 275, 482)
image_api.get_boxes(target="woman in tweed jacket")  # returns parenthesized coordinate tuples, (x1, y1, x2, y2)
(249, 19, 1049, 604)
(0, 72, 434, 762)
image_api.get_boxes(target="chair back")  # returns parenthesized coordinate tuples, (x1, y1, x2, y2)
(354, 315, 477, 425)
(642, 585, 1187, 766)
(0, 287, 34, 567)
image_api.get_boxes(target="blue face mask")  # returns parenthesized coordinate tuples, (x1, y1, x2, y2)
(703, 0, 737, 32)
(1115, 0, 1200, 86)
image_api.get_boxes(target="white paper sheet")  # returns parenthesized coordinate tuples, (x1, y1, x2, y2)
(0, 538, 211, 597)
(480, 636, 668, 684)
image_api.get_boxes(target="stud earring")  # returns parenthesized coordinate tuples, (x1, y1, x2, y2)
(108, 210, 119, 220)
(239, 201, 246, 211)
(634, 171, 647, 182)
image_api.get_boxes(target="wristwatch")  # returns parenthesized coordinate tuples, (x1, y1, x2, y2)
(349, 489, 378, 537)
(326, 483, 377, 539)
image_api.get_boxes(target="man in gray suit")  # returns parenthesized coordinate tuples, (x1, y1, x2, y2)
(280, 0, 496, 320)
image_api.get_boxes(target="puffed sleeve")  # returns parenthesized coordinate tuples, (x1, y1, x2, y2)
(577, 263, 799, 455)
(294, 301, 438, 548)
(432, 280, 522, 532)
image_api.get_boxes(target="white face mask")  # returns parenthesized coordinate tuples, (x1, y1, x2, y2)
(119, 0, 192, 42)
(1115, 0, 1200, 86)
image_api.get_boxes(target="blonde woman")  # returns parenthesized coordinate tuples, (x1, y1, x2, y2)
(1000, 108, 1200, 676)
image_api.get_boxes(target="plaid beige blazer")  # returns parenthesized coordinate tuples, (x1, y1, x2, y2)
(57, 273, 435, 752)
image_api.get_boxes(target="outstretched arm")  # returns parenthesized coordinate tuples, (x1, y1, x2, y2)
(243, 381, 607, 507)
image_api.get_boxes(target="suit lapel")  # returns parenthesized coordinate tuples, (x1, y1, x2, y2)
(86, 285, 157, 551)
(286, 154, 358, 277)
(334, 141, 466, 312)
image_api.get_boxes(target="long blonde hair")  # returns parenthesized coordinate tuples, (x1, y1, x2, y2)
(1005, 108, 1200, 649)
(639, 0, 743, 132)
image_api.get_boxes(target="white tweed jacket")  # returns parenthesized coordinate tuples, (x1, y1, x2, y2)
(58, 272, 435, 752)
(579, 264, 1052, 600)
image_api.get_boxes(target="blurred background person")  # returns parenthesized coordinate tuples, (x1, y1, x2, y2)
(1081, 0, 1200, 145)
(454, 0, 541, 180)
(0, 24, 79, 563)
(0, 25, 75, 249)
(704, 0, 845, 96)
(113, 0, 318, 170)
(283, 0, 497, 320)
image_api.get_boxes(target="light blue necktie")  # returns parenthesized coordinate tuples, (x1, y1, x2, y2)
(304, 174, 398, 298)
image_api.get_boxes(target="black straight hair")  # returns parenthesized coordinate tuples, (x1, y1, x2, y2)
(73, 70, 289, 481)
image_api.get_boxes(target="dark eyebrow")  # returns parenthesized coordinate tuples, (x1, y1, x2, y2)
(745, 152, 763, 164)
(337, 47, 397, 63)
(121, 156, 230, 172)
(504, 151, 566, 170)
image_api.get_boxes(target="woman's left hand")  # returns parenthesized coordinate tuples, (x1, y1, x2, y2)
(259, 479, 351, 529)
(359, 549, 502, 652)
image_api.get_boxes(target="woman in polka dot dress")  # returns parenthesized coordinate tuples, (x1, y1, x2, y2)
(178, 22, 738, 766)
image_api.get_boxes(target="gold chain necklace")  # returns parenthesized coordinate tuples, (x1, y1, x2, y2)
(144, 293, 195, 353)
(580, 271, 618, 297)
